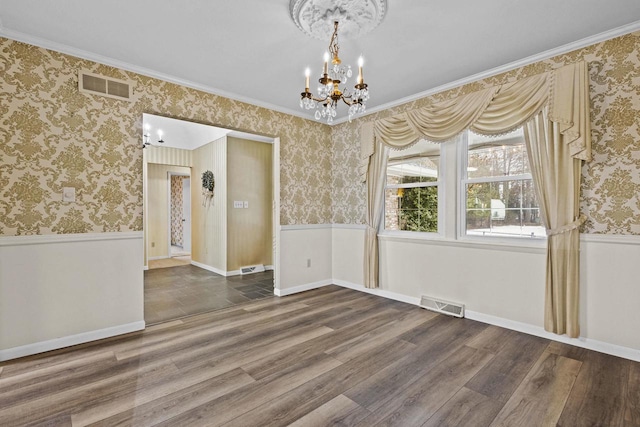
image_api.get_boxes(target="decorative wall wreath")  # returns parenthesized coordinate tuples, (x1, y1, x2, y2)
(201, 170, 215, 206)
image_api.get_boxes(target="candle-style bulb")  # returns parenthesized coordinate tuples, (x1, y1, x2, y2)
(357, 56, 364, 84)
(304, 68, 310, 91)
(323, 52, 329, 75)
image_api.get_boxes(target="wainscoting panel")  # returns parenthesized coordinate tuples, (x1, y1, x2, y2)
(0, 232, 144, 361)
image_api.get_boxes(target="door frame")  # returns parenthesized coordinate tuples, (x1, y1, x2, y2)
(141, 114, 280, 293)
(167, 171, 191, 257)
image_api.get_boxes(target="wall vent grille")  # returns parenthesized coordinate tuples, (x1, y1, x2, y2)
(419, 295, 464, 318)
(78, 71, 133, 101)
(240, 264, 266, 275)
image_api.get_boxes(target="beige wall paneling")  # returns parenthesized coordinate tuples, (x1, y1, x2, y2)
(142, 146, 192, 267)
(145, 145, 193, 167)
(147, 164, 190, 259)
(226, 137, 273, 272)
(279, 226, 333, 290)
(0, 233, 144, 359)
(191, 137, 227, 272)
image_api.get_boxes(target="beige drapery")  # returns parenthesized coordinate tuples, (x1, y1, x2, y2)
(524, 110, 585, 338)
(363, 140, 389, 288)
(361, 61, 591, 335)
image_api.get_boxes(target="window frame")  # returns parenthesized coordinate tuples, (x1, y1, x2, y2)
(457, 130, 546, 244)
(378, 130, 546, 249)
(382, 142, 446, 239)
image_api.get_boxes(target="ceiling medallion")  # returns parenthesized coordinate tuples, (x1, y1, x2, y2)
(289, 0, 388, 40)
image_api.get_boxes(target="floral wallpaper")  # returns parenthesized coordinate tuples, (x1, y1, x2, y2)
(170, 175, 184, 246)
(1, 32, 639, 237)
(331, 32, 640, 234)
(0, 37, 332, 236)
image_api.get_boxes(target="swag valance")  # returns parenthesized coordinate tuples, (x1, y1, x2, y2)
(361, 61, 592, 339)
(360, 61, 591, 182)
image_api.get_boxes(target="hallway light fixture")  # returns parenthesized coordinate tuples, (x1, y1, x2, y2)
(142, 124, 165, 148)
(299, 21, 369, 123)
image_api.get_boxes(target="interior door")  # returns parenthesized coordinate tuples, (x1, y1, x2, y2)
(182, 177, 191, 253)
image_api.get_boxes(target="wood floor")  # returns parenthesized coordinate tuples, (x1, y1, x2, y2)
(1, 285, 639, 426)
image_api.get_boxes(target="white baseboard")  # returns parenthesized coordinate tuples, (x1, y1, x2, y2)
(0, 321, 145, 362)
(148, 256, 170, 261)
(277, 277, 640, 362)
(189, 261, 271, 277)
(274, 279, 332, 296)
(465, 311, 640, 363)
(143, 265, 149, 271)
(190, 260, 228, 276)
(265, 265, 275, 271)
(332, 279, 422, 306)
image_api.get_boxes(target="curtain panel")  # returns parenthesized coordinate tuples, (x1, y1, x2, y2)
(361, 61, 591, 336)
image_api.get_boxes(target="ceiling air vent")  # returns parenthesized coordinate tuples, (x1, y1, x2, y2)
(419, 295, 464, 318)
(78, 71, 133, 101)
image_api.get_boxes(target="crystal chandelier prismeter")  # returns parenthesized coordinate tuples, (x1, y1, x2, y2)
(299, 21, 369, 123)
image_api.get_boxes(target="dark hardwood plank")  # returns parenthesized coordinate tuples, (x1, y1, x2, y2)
(558, 351, 630, 426)
(489, 351, 581, 426)
(287, 394, 371, 427)
(325, 308, 437, 363)
(80, 368, 255, 426)
(173, 324, 333, 373)
(627, 361, 640, 426)
(0, 351, 116, 395)
(0, 359, 179, 426)
(345, 317, 488, 412)
(546, 340, 590, 361)
(422, 387, 503, 427)
(466, 325, 518, 354)
(156, 352, 344, 427)
(355, 345, 494, 426)
(240, 307, 408, 381)
(465, 331, 549, 402)
(222, 339, 417, 427)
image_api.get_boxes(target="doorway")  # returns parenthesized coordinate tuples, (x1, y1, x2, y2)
(168, 172, 191, 258)
(142, 113, 280, 325)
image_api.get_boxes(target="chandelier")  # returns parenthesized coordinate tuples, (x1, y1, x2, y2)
(299, 21, 369, 123)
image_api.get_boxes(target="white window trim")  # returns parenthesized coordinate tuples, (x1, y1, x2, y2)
(457, 130, 546, 246)
(381, 142, 446, 239)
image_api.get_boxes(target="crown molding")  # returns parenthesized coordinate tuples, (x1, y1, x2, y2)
(0, 27, 318, 124)
(2, 19, 639, 128)
(332, 20, 640, 126)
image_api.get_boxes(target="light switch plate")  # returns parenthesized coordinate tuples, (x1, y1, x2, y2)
(62, 187, 76, 202)
(243, 201, 249, 208)
(233, 201, 243, 208)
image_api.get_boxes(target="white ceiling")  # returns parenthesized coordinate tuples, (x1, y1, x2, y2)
(1, 1, 640, 124)
(142, 114, 275, 150)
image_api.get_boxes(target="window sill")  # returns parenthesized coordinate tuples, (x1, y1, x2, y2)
(378, 233, 547, 254)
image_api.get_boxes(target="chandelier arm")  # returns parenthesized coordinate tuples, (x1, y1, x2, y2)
(309, 95, 330, 103)
(342, 97, 356, 106)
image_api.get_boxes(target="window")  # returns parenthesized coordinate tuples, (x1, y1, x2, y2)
(384, 140, 441, 233)
(461, 128, 545, 239)
(380, 128, 543, 242)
